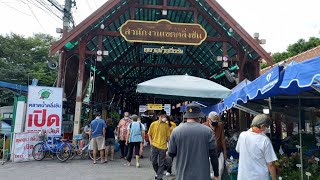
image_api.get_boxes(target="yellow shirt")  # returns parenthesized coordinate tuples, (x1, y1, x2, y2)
(148, 121, 171, 150)
(169, 121, 177, 134)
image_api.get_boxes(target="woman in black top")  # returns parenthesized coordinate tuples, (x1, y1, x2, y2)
(105, 118, 116, 162)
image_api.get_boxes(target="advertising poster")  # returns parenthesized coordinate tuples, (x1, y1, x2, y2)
(25, 86, 63, 135)
(12, 132, 39, 162)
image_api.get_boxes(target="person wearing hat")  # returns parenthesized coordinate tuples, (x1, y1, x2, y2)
(89, 112, 107, 164)
(203, 111, 227, 179)
(236, 114, 277, 180)
(148, 110, 171, 180)
(168, 104, 219, 180)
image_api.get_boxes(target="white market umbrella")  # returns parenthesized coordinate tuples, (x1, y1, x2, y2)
(136, 75, 231, 101)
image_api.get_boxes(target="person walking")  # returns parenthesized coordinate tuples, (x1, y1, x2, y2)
(164, 115, 176, 176)
(203, 111, 227, 179)
(117, 112, 132, 159)
(105, 118, 116, 162)
(89, 112, 107, 164)
(137, 117, 146, 159)
(168, 104, 219, 180)
(236, 114, 277, 180)
(124, 115, 145, 167)
(148, 110, 171, 180)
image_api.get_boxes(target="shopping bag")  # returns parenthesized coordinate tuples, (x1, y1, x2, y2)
(114, 140, 120, 152)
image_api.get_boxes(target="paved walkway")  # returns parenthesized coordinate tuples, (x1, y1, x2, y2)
(0, 146, 176, 180)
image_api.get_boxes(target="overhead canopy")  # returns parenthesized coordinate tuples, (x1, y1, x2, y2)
(211, 56, 320, 113)
(136, 75, 231, 101)
(49, 0, 272, 107)
(280, 56, 320, 91)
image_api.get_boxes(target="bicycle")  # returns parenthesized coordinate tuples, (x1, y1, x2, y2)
(68, 135, 101, 161)
(32, 131, 71, 162)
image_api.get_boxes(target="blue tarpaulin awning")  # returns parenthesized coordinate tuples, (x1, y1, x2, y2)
(207, 56, 320, 113)
(280, 57, 320, 93)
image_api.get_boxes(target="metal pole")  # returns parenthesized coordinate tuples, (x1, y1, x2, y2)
(1, 134, 5, 165)
(298, 97, 303, 180)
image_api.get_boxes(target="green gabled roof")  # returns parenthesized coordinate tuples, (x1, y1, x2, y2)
(51, 0, 273, 98)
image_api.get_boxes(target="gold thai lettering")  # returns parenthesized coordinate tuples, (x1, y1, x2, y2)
(142, 46, 185, 55)
(197, 33, 202, 39)
(137, 28, 142, 36)
(142, 30, 148, 36)
(182, 29, 187, 38)
(124, 28, 131, 35)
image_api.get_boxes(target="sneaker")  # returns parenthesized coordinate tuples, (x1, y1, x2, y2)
(136, 162, 140, 168)
(165, 172, 171, 176)
(124, 162, 131, 166)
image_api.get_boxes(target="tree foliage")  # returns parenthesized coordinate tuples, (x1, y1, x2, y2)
(262, 37, 320, 68)
(0, 33, 58, 106)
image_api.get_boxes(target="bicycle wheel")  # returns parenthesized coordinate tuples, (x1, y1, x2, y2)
(89, 150, 101, 161)
(56, 143, 71, 162)
(69, 143, 78, 160)
(32, 143, 46, 161)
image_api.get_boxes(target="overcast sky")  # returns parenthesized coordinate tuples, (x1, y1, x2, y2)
(0, 0, 319, 53)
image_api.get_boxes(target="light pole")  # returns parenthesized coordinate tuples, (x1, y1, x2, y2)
(27, 73, 47, 86)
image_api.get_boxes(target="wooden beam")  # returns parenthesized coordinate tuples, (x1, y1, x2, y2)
(50, 0, 122, 55)
(135, 4, 195, 12)
(204, 0, 273, 65)
(185, 51, 210, 78)
(113, 62, 197, 68)
(104, 43, 139, 71)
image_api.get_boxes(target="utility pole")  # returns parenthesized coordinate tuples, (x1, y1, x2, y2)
(48, 0, 74, 88)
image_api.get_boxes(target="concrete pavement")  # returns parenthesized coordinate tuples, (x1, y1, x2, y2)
(0, 146, 176, 180)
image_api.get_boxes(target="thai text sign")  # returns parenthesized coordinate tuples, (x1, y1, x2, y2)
(147, 104, 163, 110)
(139, 105, 148, 113)
(25, 86, 63, 135)
(13, 132, 40, 162)
(120, 19, 207, 45)
(142, 45, 185, 55)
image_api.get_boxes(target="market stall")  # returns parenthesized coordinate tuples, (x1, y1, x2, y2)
(208, 56, 320, 179)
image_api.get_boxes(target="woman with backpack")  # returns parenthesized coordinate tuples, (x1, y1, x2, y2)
(124, 114, 145, 168)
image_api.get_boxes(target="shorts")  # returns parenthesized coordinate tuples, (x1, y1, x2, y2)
(105, 138, 115, 146)
(90, 136, 105, 151)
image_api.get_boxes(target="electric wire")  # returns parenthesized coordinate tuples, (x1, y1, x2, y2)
(35, 0, 63, 19)
(0, 2, 31, 16)
(20, 0, 48, 33)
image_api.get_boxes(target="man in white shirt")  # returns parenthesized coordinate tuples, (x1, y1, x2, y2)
(236, 114, 277, 180)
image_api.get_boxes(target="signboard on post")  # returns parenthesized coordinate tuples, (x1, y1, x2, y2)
(147, 104, 163, 110)
(164, 104, 171, 115)
(120, 19, 207, 45)
(25, 86, 63, 135)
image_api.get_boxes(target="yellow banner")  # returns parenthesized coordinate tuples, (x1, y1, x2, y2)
(147, 104, 163, 110)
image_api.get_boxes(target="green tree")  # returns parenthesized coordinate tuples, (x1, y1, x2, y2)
(0, 33, 58, 106)
(261, 37, 320, 69)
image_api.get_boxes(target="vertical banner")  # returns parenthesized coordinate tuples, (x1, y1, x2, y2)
(12, 132, 39, 162)
(25, 86, 63, 135)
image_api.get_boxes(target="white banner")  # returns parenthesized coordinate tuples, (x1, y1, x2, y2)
(13, 132, 40, 162)
(164, 104, 171, 115)
(139, 105, 148, 113)
(25, 86, 63, 135)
